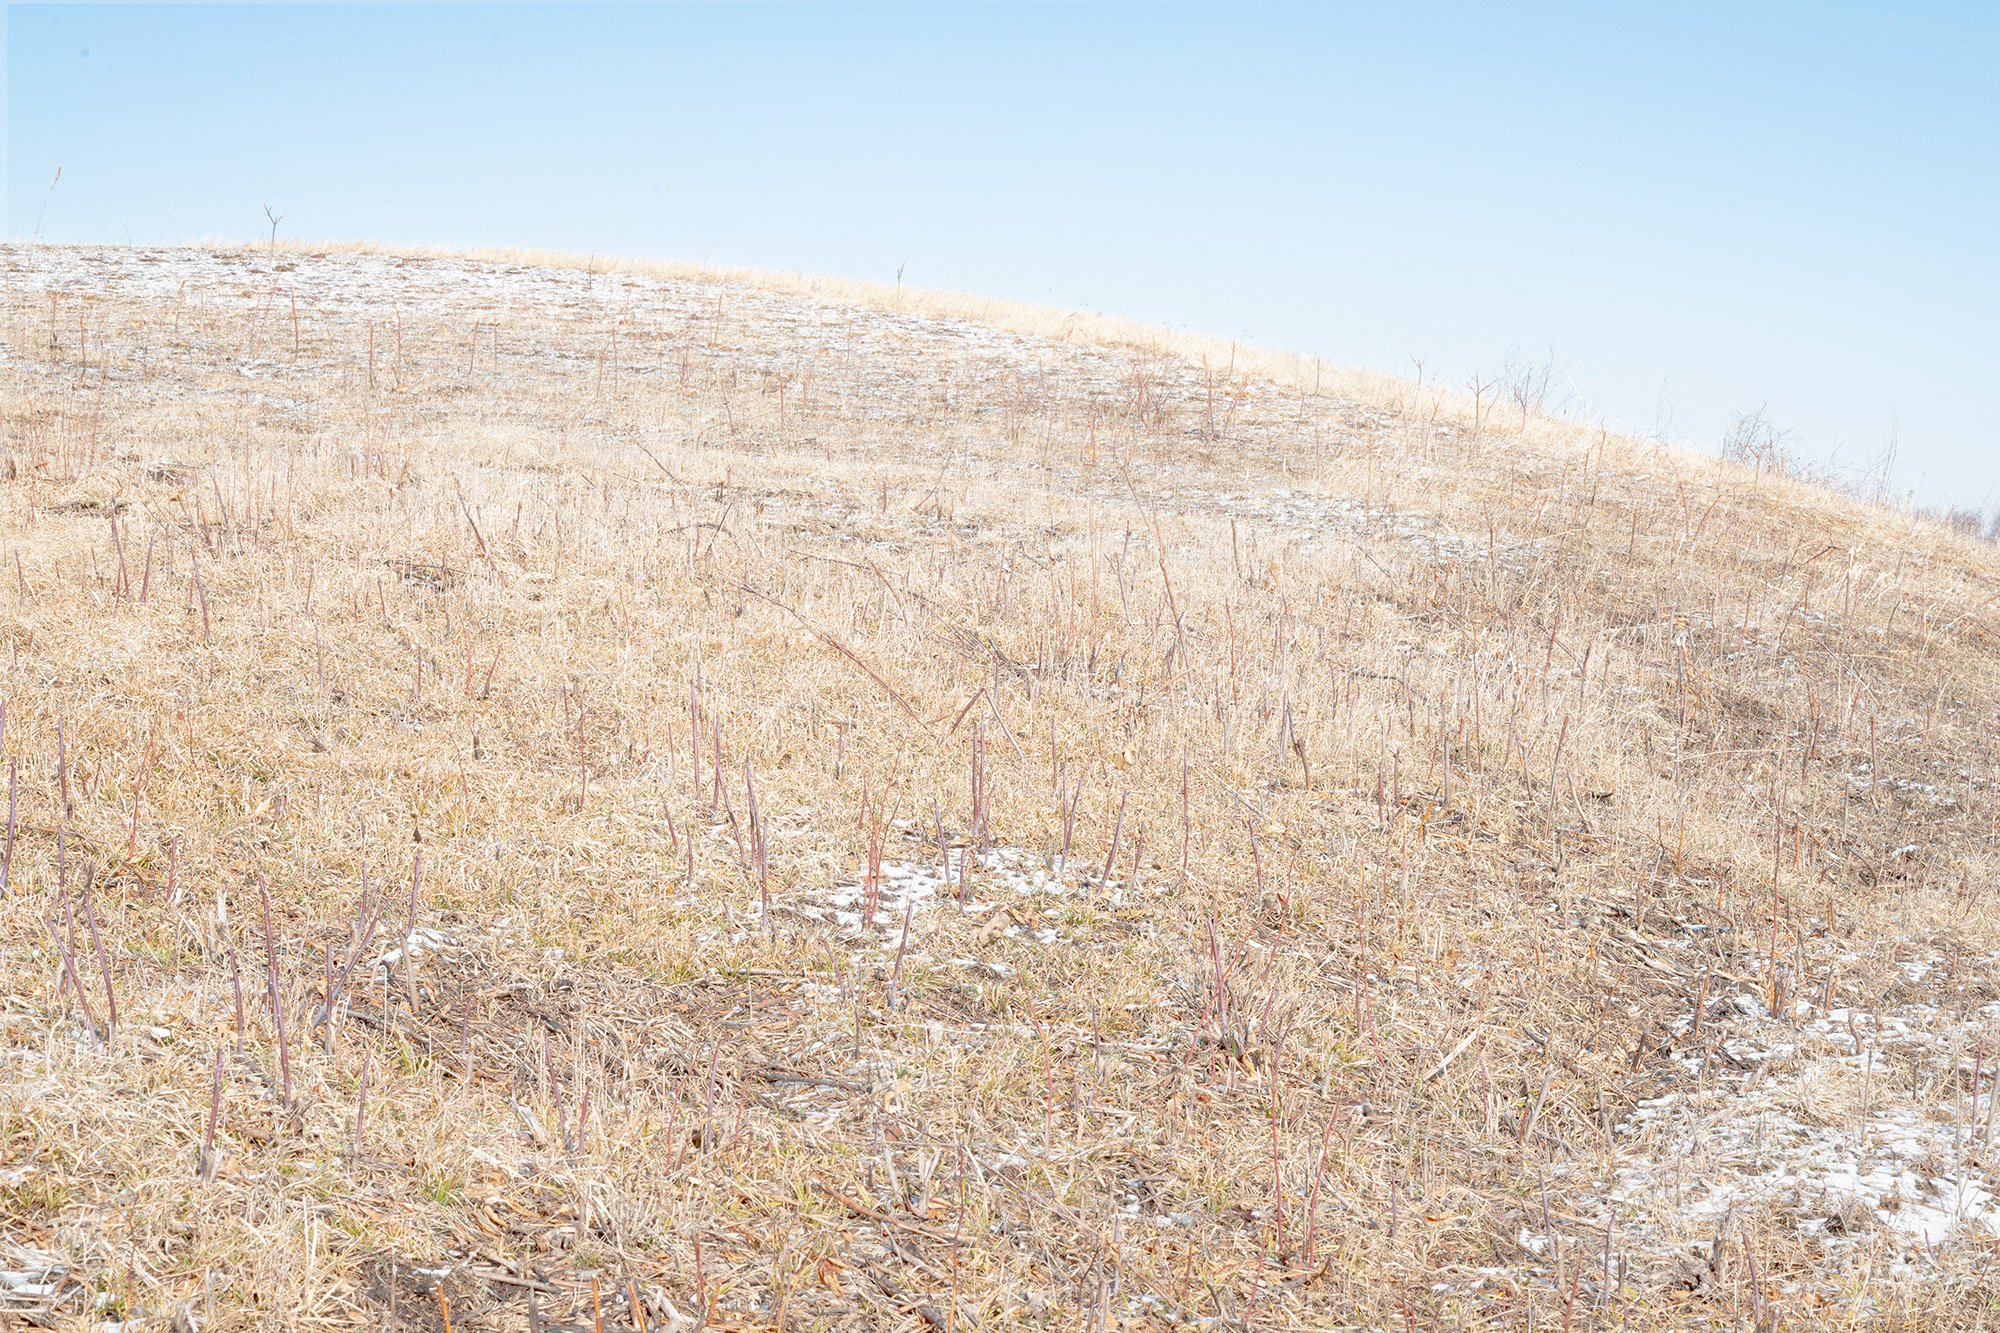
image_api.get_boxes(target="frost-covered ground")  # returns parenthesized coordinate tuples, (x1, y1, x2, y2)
(1603, 950, 2000, 1265)
(1476, 937, 2000, 1312)
(0, 243, 1511, 572)
(1, 242, 1265, 424)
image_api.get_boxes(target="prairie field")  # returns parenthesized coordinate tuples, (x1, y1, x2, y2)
(3, 241, 2000, 1330)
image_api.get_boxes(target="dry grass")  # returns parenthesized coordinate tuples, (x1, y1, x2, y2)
(1, 240, 1998, 1330)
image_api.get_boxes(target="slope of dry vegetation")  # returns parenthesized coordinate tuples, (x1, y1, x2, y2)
(1, 242, 1999, 1330)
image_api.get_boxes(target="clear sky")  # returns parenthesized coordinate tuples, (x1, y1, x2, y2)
(7, 4, 1996, 508)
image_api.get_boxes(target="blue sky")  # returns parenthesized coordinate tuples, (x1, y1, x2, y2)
(7, 4, 1996, 507)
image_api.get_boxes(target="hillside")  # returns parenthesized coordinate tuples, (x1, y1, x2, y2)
(2, 241, 1999, 1330)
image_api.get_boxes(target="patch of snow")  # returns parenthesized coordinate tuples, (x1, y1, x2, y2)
(796, 843, 1134, 959)
(1587, 946, 2000, 1281)
(372, 926, 456, 971)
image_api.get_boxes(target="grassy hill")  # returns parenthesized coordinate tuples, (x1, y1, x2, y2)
(2, 241, 1998, 1329)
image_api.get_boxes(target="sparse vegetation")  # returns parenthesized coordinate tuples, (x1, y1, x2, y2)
(1, 241, 1998, 1328)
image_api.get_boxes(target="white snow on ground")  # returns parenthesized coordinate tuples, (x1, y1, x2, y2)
(1416, 951, 2000, 1311)
(1554, 949, 2000, 1284)
(795, 840, 1135, 970)
(1, 242, 1516, 576)
(0, 243, 1256, 426)
(372, 926, 457, 971)
(0, 1241, 69, 1318)
(1615, 1008, 2000, 1250)
(1150, 477, 1542, 570)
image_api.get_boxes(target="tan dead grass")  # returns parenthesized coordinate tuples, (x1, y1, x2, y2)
(0, 241, 1997, 1328)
